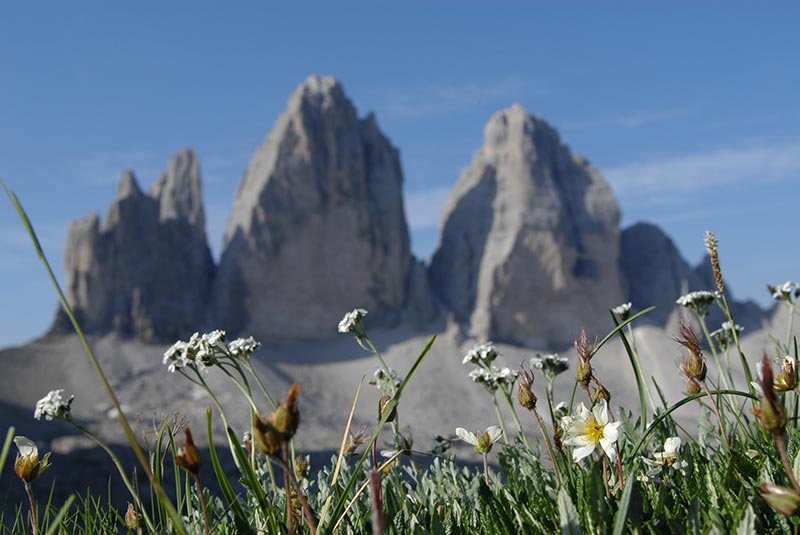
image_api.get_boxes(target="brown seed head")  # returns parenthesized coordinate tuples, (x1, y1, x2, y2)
(573, 328, 596, 362)
(575, 357, 592, 386)
(704, 231, 724, 294)
(174, 427, 203, 475)
(517, 368, 537, 410)
(252, 413, 285, 456)
(125, 503, 142, 531)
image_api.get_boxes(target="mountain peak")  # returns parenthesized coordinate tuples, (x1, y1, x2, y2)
(116, 170, 143, 200)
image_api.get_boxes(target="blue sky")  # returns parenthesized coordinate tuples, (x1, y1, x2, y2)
(1, 3, 798, 347)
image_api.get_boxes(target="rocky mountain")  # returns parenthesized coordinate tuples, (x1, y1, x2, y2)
(428, 104, 625, 347)
(620, 222, 767, 331)
(52, 149, 214, 342)
(212, 75, 437, 339)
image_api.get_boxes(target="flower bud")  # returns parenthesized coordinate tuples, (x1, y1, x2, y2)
(272, 384, 300, 438)
(13, 436, 50, 483)
(125, 503, 142, 532)
(517, 369, 537, 410)
(685, 376, 701, 395)
(761, 483, 800, 517)
(378, 395, 397, 422)
(753, 354, 787, 435)
(174, 427, 203, 475)
(687, 352, 707, 382)
(252, 413, 284, 456)
(576, 358, 592, 386)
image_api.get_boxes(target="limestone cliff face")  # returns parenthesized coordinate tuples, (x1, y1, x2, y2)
(213, 76, 437, 339)
(428, 105, 624, 347)
(55, 149, 214, 341)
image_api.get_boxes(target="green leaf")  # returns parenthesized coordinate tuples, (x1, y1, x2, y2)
(558, 487, 582, 535)
(735, 504, 756, 535)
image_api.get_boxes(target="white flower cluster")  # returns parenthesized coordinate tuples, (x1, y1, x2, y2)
(709, 321, 743, 349)
(530, 353, 569, 381)
(34, 389, 73, 421)
(461, 342, 498, 366)
(338, 308, 368, 334)
(467, 366, 518, 391)
(373, 367, 402, 391)
(611, 302, 632, 320)
(676, 290, 719, 316)
(163, 330, 261, 373)
(771, 281, 800, 303)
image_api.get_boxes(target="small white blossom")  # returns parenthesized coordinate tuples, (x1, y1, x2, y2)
(163, 340, 189, 372)
(34, 389, 73, 421)
(455, 426, 503, 454)
(530, 353, 569, 380)
(676, 290, 719, 316)
(373, 367, 401, 390)
(338, 308, 368, 334)
(644, 436, 688, 475)
(462, 342, 499, 366)
(229, 336, 260, 358)
(611, 302, 632, 320)
(562, 400, 623, 463)
(771, 281, 800, 303)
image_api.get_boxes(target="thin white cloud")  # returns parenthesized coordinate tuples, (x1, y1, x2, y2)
(604, 142, 800, 203)
(383, 78, 527, 118)
(404, 187, 452, 230)
(563, 108, 695, 130)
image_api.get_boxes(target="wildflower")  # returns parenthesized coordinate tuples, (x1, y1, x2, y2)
(517, 368, 537, 410)
(761, 483, 800, 517)
(34, 389, 73, 421)
(530, 353, 569, 381)
(675, 323, 706, 381)
(709, 321, 743, 351)
(774, 356, 797, 393)
(228, 336, 260, 358)
(769, 281, 800, 303)
(752, 354, 787, 435)
(13, 436, 51, 483)
(562, 400, 623, 463)
(174, 427, 203, 476)
(644, 437, 688, 476)
(163, 340, 189, 372)
(455, 426, 502, 455)
(554, 402, 569, 419)
(611, 302, 632, 321)
(338, 308, 368, 334)
(676, 290, 719, 317)
(462, 342, 499, 366)
(373, 367, 401, 390)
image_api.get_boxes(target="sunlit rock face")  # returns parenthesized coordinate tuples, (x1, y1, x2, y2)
(429, 104, 624, 347)
(55, 149, 214, 341)
(213, 76, 437, 339)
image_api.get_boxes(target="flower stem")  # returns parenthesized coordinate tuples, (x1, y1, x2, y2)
(492, 395, 509, 444)
(501, 389, 530, 448)
(483, 453, 490, 486)
(532, 409, 562, 486)
(776, 433, 800, 495)
(701, 380, 731, 451)
(193, 473, 210, 535)
(24, 482, 37, 535)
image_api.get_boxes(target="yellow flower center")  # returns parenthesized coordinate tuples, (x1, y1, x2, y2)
(586, 419, 604, 444)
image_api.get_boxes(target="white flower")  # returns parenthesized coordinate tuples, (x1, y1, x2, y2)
(373, 367, 401, 390)
(34, 390, 73, 421)
(771, 281, 800, 302)
(455, 426, 503, 454)
(611, 302, 632, 320)
(554, 402, 569, 419)
(163, 340, 189, 372)
(229, 336, 260, 358)
(676, 290, 719, 316)
(462, 342, 499, 365)
(645, 436, 688, 475)
(530, 353, 569, 380)
(562, 400, 623, 463)
(338, 308, 368, 334)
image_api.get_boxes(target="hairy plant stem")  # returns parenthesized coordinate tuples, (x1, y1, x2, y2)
(492, 395, 510, 444)
(500, 389, 530, 448)
(369, 470, 385, 535)
(277, 455, 317, 535)
(24, 482, 37, 535)
(531, 409, 562, 485)
(483, 453, 490, 486)
(193, 473, 210, 535)
(283, 445, 294, 534)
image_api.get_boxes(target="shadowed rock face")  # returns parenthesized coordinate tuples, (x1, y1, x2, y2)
(428, 104, 624, 347)
(213, 75, 437, 339)
(54, 149, 214, 342)
(621, 222, 767, 331)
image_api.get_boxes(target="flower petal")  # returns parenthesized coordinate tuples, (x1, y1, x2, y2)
(455, 427, 477, 446)
(599, 438, 617, 461)
(663, 436, 681, 454)
(486, 426, 503, 444)
(592, 399, 609, 426)
(572, 444, 595, 463)
(14, 436, 37, 458)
